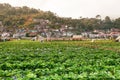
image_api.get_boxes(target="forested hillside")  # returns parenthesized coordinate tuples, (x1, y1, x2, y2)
(0, 3, 120, 32)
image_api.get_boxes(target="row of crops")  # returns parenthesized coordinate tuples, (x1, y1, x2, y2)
(0, 40, 120, 79)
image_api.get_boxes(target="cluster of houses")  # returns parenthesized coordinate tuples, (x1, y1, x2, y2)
(0, 20, 120, 42)
(0, 28, 120, 42)
(82, 29, 120, 39)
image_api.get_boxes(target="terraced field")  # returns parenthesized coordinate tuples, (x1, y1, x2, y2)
(0, 40, 120, 79)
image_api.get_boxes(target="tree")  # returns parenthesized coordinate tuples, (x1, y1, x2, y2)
(114, 18, 120, 29)
(96, 15, 101, 20)
(103, 16, 113, 29)
(105, 16, 111, 23)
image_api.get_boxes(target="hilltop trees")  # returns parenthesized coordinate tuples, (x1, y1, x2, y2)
(0, 3, 120, 34)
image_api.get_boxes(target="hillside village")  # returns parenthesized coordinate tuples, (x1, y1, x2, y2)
(0, 19, 120, 41)
(0, 3, 120, 41)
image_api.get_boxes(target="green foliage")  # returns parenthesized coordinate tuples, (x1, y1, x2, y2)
(0, 40, 120, 79)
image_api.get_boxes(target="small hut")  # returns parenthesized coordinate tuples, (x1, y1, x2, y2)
(115, 36, 120, 42)
(32, 35, 45, 42)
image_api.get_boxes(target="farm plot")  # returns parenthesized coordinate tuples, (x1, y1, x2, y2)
(0, 40, 120, 79)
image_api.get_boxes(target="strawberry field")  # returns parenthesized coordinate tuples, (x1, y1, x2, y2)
(0, 40, 120, 79)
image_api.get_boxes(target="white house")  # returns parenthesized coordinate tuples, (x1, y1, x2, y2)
(13, 33, 26, 39)
(72, 35, 83, 40)
(1, 32, 10, 41)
